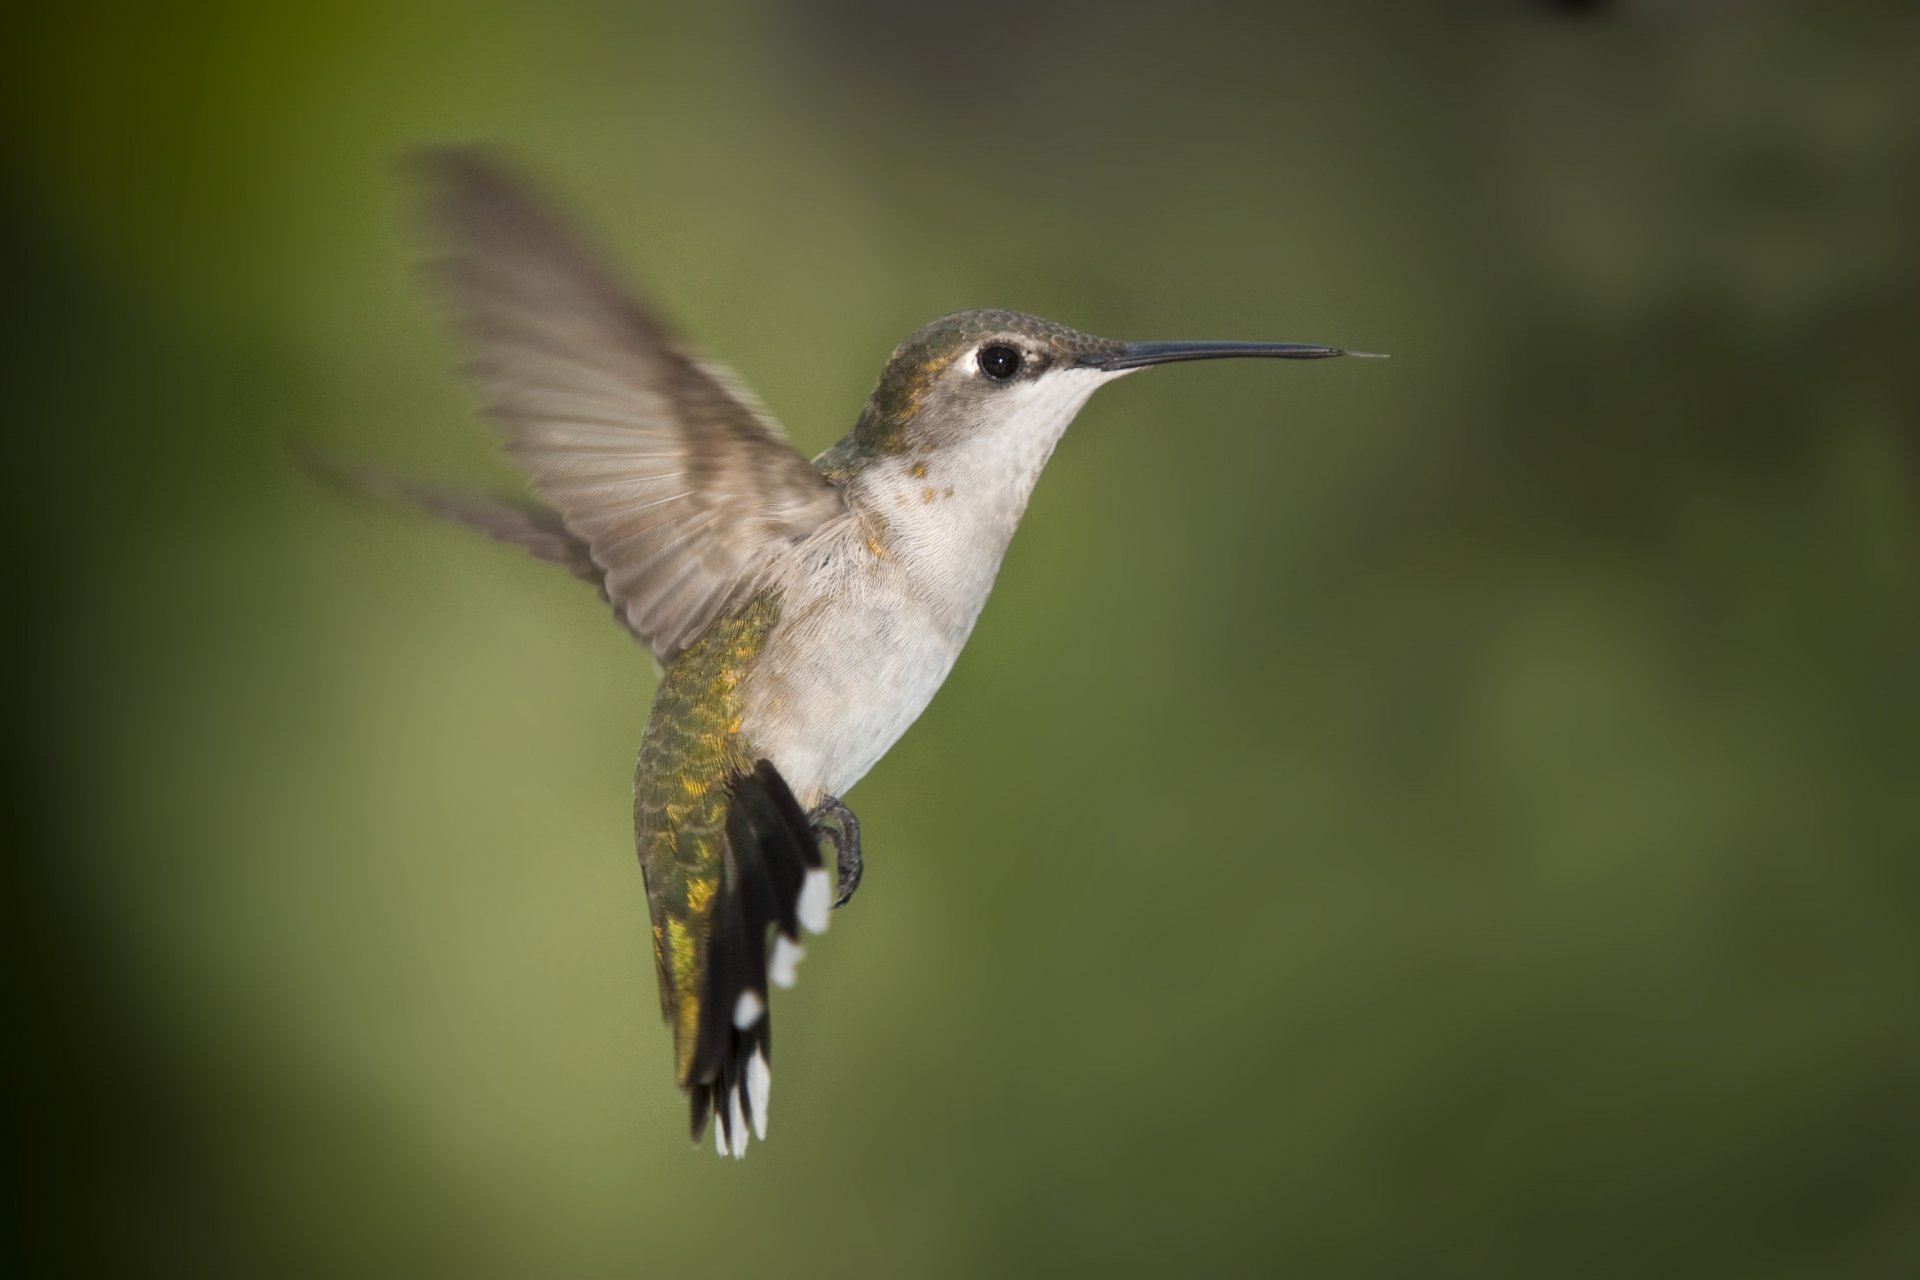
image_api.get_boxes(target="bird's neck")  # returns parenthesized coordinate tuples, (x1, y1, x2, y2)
(822, 383, 1102, 636)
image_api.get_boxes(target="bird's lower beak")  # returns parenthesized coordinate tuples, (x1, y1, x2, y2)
(1079, 340, 1384, 371)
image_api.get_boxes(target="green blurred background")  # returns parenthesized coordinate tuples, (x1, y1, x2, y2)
(11, 1, 1920, 1275)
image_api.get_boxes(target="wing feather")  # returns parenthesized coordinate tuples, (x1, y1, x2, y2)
(418, 150, 845, 659)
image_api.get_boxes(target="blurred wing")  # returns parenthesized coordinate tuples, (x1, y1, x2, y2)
(419, 149, 845, 659)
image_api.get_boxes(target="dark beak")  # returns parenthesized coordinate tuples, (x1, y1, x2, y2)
(1079, 340, 1384, 371)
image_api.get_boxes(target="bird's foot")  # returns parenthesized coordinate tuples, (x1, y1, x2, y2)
(808, 796, 862, 909)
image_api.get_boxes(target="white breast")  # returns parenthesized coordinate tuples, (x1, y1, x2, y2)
(738, 367, 1114, 807)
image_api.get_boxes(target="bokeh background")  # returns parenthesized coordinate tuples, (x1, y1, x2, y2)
(11, 1, 1920, 1275)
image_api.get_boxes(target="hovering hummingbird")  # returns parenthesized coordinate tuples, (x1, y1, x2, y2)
(395, 150, 1376, 1158)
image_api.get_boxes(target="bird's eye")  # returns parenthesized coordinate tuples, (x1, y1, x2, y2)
(977, 345, 1023, 381)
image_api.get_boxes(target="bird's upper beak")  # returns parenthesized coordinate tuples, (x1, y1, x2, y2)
(1078, 340, 1384, 371)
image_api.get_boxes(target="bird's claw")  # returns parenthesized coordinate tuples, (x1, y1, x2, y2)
(808, 796, 862, 908)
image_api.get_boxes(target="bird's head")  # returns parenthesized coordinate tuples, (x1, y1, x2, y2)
(847, 308, 1371, 465)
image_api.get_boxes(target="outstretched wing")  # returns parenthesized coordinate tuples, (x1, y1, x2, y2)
(418, 149, 845, 660)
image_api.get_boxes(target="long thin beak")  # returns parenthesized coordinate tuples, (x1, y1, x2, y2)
(1079, 340, 1385, 371)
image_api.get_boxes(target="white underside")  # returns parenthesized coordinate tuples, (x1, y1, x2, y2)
(738, 367, 1118, 806)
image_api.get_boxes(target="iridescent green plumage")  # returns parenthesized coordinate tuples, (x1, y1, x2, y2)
(633, 591, 782, 1084)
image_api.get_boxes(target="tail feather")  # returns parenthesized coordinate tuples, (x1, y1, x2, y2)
(689, 759, 830, 1157)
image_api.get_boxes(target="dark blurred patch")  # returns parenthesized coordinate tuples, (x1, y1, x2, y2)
(4, 193, 253, 1275)
(780, 0, 1100, 92)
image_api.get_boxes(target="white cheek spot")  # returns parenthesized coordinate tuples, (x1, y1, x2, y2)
(989, 365, 1113, 436)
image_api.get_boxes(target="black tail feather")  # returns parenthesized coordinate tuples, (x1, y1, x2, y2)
(686, 759, 824, 1155)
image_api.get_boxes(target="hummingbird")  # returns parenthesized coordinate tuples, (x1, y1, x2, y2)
(396, 150, 1376, 1158)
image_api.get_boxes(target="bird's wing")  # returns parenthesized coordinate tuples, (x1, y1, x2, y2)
(418, 149, 845, 660)
(300, 446, 640, 636)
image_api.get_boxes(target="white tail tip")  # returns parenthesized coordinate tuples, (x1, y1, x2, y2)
(770, 934, 805, 989)
(728, 1086, 750, 1159)
(798, 868, 831, 935)
(747, 1048, 771, 1141)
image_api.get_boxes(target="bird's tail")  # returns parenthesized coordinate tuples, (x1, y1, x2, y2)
(681, 759, 832, 1158)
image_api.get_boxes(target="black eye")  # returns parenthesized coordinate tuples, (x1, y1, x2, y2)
(978, 345, 1023, 381)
